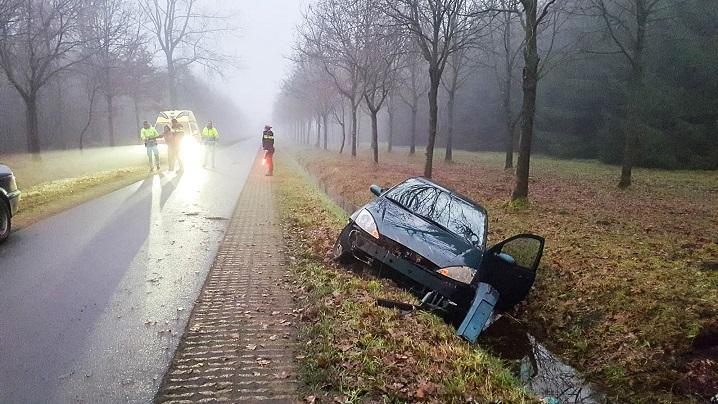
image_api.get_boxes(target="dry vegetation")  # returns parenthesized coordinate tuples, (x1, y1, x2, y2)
(291, 147, 718, 403)
(274, 158, 536, 403)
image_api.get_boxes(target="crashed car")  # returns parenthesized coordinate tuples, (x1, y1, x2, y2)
(0, 164, 21, 243)
(333, 177, 544, 341)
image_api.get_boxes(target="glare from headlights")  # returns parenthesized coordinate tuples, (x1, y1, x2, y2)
(355, 209, 379, 239)
(438, 266, 476, 284)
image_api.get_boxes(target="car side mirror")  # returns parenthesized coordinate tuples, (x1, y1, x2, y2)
(370, 184, 383, 197)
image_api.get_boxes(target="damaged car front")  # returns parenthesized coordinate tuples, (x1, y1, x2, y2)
(333, 177, 544, 341)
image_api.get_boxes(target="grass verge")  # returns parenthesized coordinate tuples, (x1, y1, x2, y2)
(13, 166, 147, 229)
(273, 157, 535, 403)
(292, 147, 717, 403)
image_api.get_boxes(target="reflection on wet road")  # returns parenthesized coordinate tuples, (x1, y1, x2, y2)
(0, 140, 256, 403)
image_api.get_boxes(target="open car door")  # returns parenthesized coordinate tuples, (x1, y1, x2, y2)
(478, 234, 545, 311)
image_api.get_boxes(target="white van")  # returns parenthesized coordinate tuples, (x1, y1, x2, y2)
(154, 110, 201, 138)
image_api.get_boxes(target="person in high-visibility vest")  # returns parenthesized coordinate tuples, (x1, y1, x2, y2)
(201, 121, 219, 168)
(262, 125, 275, 176)
(140, 120, 162, 172)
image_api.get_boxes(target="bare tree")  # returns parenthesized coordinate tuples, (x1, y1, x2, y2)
(484, 0, 524, 169)
(398, 51, 429, 155)
(83, 0, 144, 146)
(441, 36, 478, 162)
(0, 0, 86, 154)
(300, 0, 365, 157)
(386, 95, 397, 152)
(332, 98, 348, 153)
(584, 0, 669, 188)
(139, 0, 233, 108)
(359, 2, 404, 163)
(385, 0, 485, 177)
(510, 0, 559, 202)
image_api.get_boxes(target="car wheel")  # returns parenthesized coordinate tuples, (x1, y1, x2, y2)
(0, 201, 10, 244)
(333, 223, 356, 264)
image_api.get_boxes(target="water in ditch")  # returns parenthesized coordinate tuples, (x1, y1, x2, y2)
(481, 315, 607, 403)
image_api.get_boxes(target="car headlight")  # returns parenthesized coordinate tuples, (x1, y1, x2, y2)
(438, 266, 476, 284)
(355, 209, 379, 239)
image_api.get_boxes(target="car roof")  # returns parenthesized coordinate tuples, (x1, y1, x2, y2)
(399, 176, 488, 215)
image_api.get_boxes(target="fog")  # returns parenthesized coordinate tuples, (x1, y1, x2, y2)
(208, 0, 311, 132)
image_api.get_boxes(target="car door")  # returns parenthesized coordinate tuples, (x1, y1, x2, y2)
(477, 234, 545, 311)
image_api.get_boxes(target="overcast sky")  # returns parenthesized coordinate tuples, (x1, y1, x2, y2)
(209, 0, 311, 131)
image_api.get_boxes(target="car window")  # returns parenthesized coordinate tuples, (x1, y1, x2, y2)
(386, 179, 486, 246)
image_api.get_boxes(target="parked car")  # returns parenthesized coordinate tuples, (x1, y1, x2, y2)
(333, 177, 544, 340)
(0, 164, 21, 243)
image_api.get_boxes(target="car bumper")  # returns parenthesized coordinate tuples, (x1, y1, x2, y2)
(7, 190, 20, 216)
(351, 229, 474, 305)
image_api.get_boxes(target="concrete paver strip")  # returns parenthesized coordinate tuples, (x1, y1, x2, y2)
(156, 156, 300, 403)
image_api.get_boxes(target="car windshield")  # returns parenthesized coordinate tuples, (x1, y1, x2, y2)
(385, 179, 486, 247)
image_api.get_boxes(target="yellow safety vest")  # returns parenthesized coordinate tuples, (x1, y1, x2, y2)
(141, 127, 160, 140)
(202, 127, 219, 139)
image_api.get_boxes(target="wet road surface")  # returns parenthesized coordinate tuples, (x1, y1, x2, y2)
(0, 139, 257, 403)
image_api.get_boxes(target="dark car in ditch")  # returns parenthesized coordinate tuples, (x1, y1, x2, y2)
(333, 177, 544, 341)
(0, 164, 21, 243)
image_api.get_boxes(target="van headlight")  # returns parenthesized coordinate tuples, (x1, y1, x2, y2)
(438, 266, 476, 284)
(355, 209, 379, 239)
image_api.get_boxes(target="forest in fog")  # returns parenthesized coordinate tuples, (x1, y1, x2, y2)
(275, 0, 718, 173)
(0, 0, 245, 153)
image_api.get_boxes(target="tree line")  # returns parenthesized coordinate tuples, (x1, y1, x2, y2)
(274, 0, 717, 202)
(0, 0, 241, 155)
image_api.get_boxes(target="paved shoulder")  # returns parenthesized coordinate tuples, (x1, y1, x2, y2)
(156, 156, 300, 403)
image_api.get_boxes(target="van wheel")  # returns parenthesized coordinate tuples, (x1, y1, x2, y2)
(0, 201, 10, 244)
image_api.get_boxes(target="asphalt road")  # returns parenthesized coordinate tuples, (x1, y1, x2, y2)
(0, 139, 257, 403)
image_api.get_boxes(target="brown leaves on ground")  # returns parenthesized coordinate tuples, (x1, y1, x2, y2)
(295, 149, 718, 403)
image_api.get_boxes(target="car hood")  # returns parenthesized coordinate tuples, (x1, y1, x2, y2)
(361, 198, 483, 268)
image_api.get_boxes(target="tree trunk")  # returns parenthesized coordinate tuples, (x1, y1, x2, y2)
(315, 114, 321, 148)
(81, 86, 98, 151)
(167, 56, 178, 108)
(370, 110, 379, 163)
(424, 70, 441, 178)
(503, 67, 514, 169)
(351, 102, 358, 157)
(511, 1, 540, 202)
(25, 94, 41, 155)
(410, 106, 417, 155)
(339, 123, 346, 153)
(503, 14, 515, 170)
(618, 5, 647, 189)
(387, 104, 394, 153)
(106, 93, 116, 147)
(445, 88, 455, 162)
(133, 96, 141, 136)
(322, 113, 328, 150)
(307, 120, 312, 145)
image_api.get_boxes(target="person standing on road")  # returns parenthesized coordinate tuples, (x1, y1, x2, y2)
(170, 119, 185, 172)
(163, 125, 180, 172)
(141, 121, 161, 172)
(202, 121, 219, 168)
(262, 125, 275, 176)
